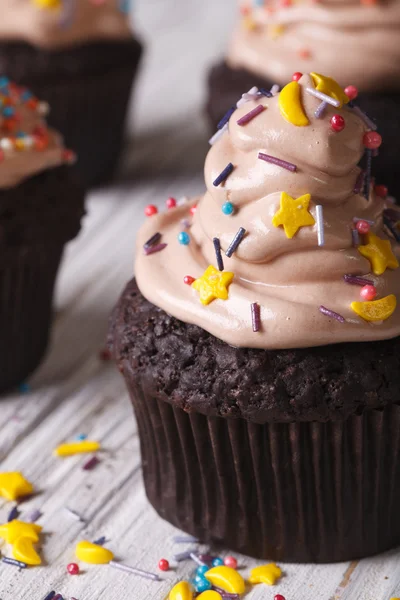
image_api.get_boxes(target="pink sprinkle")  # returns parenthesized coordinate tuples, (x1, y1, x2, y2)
(237, 104, 265, 126)
(251, 303, 261, 332)
(144, 243, 167, 256)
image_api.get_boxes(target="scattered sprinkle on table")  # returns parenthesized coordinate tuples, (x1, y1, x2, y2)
(54, 440, 100, 457)
(109, 560, 161, 581)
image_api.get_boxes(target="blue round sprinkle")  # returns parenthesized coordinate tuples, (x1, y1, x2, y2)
(18, 382, 30, 394)
(3, 107, 14, 117)
(222, 202, 234, 215)
(75, 433, 87, 441)
(212, 557, 224, 567)
(196, 565, 210, 576)
(194, 578, 212, 593)
(178, 231, 190, 245)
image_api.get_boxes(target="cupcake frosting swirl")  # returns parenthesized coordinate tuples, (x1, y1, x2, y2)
(135, 73, 400, 349)
(227, 0, 400, 92)
(0, 0, 131, 49)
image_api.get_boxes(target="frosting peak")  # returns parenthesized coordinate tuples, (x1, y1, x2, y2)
(135, 74, 400, 350)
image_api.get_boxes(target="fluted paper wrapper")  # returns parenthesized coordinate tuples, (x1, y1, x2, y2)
(128, 376, 400, 562)
(0, 39, 143, 187)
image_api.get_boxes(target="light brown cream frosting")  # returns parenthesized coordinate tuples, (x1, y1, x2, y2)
(0, 1, 131, 49)
(227, 0, 400, 92)
(0, 80, 73, 188)
(135, 74, 400, 350)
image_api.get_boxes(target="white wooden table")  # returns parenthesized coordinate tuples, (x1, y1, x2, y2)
(0, 1, 399, 598)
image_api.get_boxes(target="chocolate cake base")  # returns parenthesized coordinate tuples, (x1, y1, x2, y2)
(109, 279, 400, 562)
(206, 61, 400, 201)
(0, 167, 85, 393)
(0, 38, 143, 188)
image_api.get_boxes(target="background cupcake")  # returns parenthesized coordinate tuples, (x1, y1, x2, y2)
(0, 0, 143, 187)
(0, 78, 85, 393)
(110, 73, 400, 562)
(206, 0, 400, 200)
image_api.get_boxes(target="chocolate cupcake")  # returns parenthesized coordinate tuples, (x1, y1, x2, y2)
(0, 0, 143, 187)
(0, 78, 85, 393)
(110, 73, 400, 562)
(206, 0, 400, 200)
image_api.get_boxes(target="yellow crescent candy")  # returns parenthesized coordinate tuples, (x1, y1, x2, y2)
(205, 566, 246, 594)
(197, 592, 222, 600)
(168, 581, 194, 600)
(351, 294, 397, 322)
(0, 520, 41, 543)
(75, 540, 114, 564)
(32, 0, 61, 8)
(278, 81, 309, 127)
(13, 536, 41, 566)
(54, 441, 101, 457)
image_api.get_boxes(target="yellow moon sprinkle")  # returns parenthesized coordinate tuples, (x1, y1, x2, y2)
(278, 81, 309, 127)
(168, 581, 194, 600)
(351, 294, 397, 322)
(205, 566, 246, 594)
(75, 540, 114, 564)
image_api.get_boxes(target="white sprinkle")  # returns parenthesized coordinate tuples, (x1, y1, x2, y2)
(270, 84, 280, 96)
(190, 552, 207, 567)
(306, 87, 340, 107)
(173, 549, 196, 561)
(177, 196, 189, 206)
(23, 136, 34, 148)
(353, 217, 375, 225)
(26, 508, 42, 523)
(316, 205, 324, 247)
(37, 101, 50, 116)
(351, 106, 378, 131)
(314, 101, 327, 119)
(0, 138, 13, 151)
(109, 560, 161, 582)
(173, 535, 200, 544)
(65, 507, 85, 522)
(236, 86, 259, 107)
(209, 123, 228, 146)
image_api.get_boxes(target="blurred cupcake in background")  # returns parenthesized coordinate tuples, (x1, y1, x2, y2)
(206, 0, 400, 200)
(0, 0, 143, 187)
(0, 77, 85, 393)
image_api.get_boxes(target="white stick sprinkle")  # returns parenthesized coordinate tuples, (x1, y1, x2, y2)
(109, 561, 161, 582)
(237, 86, 259, 107)
(353, 217, 375, 225)
(209, 123, 228, 146)
(173, 535, 200, 544)
(64, 507, 85, 522)
(270, 84, 280, 96)
(306, 87, 340, 107)
(190, 552, 207, 567)
(316, 205, 324, 247)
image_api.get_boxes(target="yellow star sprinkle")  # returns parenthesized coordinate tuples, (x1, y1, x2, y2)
(272, 192, 315, 239)
(310, 73, 349, 108)
(192, 265, 234, 305)
(248, 562, 282, 586)
(32, 0, 61, 8)
(0, 472, 33, 501)
(358, 233, 399, 276)
(0, 520, 42, 544)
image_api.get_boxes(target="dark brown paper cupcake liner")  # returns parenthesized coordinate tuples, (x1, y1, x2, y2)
(127, 374, 400, 562)
(206, 60, 400, 200)
(0, 39, 143, 187)
(0, 244, 63, 393)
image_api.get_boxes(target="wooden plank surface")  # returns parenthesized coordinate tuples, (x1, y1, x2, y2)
(0, 0, 399, 598)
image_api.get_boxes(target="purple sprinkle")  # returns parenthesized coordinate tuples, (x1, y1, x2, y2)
(93, 536, 107, 546)
(237, 104, 265, 126)
(364, 149, 373, 199)
(213, 238, 224, 271)
(143, 232, 161, 250)
(353, 170, 365, 194)
(258, 152, 297, 172)
(173, 550, 196, 562)
(314, 101, 327, 118)
(217, 106, 235, 130)
(352, 105, 378, 131)
(259, 87, 272, 98)
(181, 218, 191, 229)
(42, 593, 56, 600)
(343, 274, 374, 286)
(383, 216, 400, 243)
(213, 162, 234, 187)
(352, 229, 360, 247)
(27, 508, 42, 523)
(7, 505, 19, 522)
(197, 554, 214, 563)
(2, 557, 27, 569)
(82, 456, 100, 471)
(213, 587, 240, 599)
(319, 305, 346, 323)
(144, 243, 167, 256)
(173, 535, 200, 543)
(225, 227, 246, 258)
(251, 303, 261, 333)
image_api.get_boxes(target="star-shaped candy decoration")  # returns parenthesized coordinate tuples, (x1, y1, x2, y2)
(0, 520, 42, 544)
(0, 472, 33, 501)
(358, 233, 399, 276)
(192, 265, 234, 305)
(310, 73, 349, 107)
(272, 192, 315, 239)
(248, 562, 282, 586)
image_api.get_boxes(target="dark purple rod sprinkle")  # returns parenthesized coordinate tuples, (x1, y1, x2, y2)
(42, 592, 56, 600)
(237, 104, 265, 126)
(226, 227, 246, 258)
(7, 505, 19, 522)
(343, 274, 374, 286)
(258, 87, 272, 98)
(351, 229, 360, 247)
(2, 557, 27, 569)
(353, 170, 365, 194)
(197, 554, 213, 563)
(213, 237, 224, 272)
(53, 595, 64, 600)
(251, 303, 261, 333)
(213, 587, 240, 599)
(383, 208, 400, 223)
(213, 162, 234, 187)
(258, 152, 297, 173)
(217, 106, 236, 130)
(364, 149, 372, 200)
(93, 536, 107, 546)
(319, 305, 345, 323)
(143, 231, 161, 250)
(384, 216, 400, 243)
(173, 550, 196, 562)
(144, 243, 167, 256)
(82, 455, 100, 471)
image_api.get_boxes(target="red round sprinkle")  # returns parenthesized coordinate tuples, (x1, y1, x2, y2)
(63, 149, 76, 164)
(98, 348, 111, 362)
(145, 204, 158, 217)
(190, 205, 197, 216)
(292, 72, 303, 82)
(281, 0, 292, 6)
(158, 558, 169, 571)
(184, 276, 195, 285)
(344, 85, 358, 101)
(166, 197, 177, 209)
(360, 285, 377, 301)
(224, 556, 238, 569)
(375, 184, 388, 198)
(330, 114, 345, 132)
(355, 220, 370, 235)
(274, 595, 286, 600)
(67, 563, 79, 575)
(363, 131, 382, 150)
